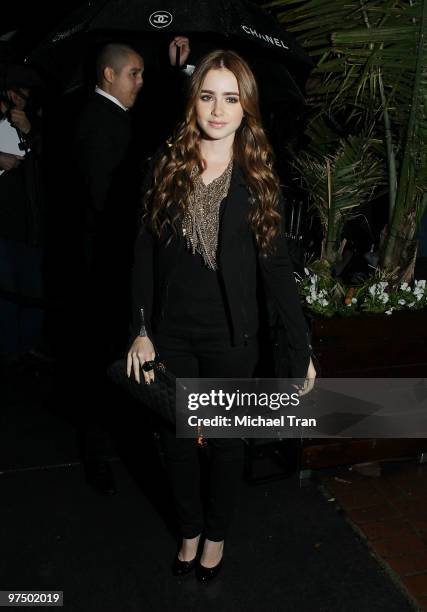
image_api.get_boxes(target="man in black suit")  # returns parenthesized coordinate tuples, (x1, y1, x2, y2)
(74, 43, 144, 343)
(67, 44, 145, 495)
(54, 40, 191, 495)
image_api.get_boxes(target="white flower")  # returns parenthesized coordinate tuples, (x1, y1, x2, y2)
(385, 308, 394, 315)
(306, 296, 313, 304)
(413, 282, 425, 297)
(321, 299, 329, 307)
(346, 303, 352, 307)
(351, 298, 357, 304)
(381, 294, 389, 304)
(400, 282, 409, 291)
(408, 302, 415, 308)
(398, 299, 406, 305)
(369, 282, 387, 298)
(304, 267, 310, 276)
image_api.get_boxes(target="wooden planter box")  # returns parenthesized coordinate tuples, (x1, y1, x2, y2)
(310, 309, 427, 377)
(300, 309, 427, 469)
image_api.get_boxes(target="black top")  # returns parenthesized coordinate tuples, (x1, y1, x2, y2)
(155, 199, 232, 337)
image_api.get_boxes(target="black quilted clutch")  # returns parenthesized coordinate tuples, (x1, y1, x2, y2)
(107, 359, 177, 425)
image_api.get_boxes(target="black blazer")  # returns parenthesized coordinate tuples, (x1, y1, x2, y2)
(131, 161, 311, 378)
(73, 93, 132, 214)
(68, 93, 141, 296)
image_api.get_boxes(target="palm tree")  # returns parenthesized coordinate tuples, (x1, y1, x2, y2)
(292, 121, 386, 264)
(267, 0, 427, 277)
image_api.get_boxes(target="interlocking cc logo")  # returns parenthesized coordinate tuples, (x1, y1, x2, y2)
(149, 11, 173, 29)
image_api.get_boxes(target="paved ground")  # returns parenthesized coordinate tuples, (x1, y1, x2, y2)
(321, 459, 427, 611)
(0, 363, 419, 612)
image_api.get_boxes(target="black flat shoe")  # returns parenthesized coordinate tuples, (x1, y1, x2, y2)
(172, 553, 198, 576)
(195, 558, 223, 583)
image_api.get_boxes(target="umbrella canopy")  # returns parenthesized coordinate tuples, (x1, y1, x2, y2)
(27, 0, 313, 102)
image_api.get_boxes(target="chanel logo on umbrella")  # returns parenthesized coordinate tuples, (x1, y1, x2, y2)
(149, 11, 173, 28)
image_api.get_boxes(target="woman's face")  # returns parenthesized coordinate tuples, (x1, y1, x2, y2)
(195, 68, 244, 142)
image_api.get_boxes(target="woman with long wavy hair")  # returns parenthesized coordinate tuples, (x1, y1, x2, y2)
(127, 49, 316, 582)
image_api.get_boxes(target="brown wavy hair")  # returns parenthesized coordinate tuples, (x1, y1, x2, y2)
(144, 49, 282, 255)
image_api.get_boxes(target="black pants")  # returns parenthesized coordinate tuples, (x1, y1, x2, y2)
(154, 330, 259, 541)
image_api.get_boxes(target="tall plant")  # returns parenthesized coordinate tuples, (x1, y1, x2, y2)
(292, 124, 386, 264)
(266, 0, 427, 277)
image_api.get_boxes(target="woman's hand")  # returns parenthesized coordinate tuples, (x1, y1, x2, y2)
(298, 357, 317, 396)
(126, 336, 156, 384)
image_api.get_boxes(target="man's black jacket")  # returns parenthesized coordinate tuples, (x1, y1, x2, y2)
(131, 161, 311, 379)
(72, 93, 134, 276)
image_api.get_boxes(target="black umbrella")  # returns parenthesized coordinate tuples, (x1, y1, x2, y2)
(27, 0, 313, 102)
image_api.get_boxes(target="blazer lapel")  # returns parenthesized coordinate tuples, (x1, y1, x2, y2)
(220, 163, 251, 247)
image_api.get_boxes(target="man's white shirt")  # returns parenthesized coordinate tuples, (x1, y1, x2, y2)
(94, 86, 128, 111)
